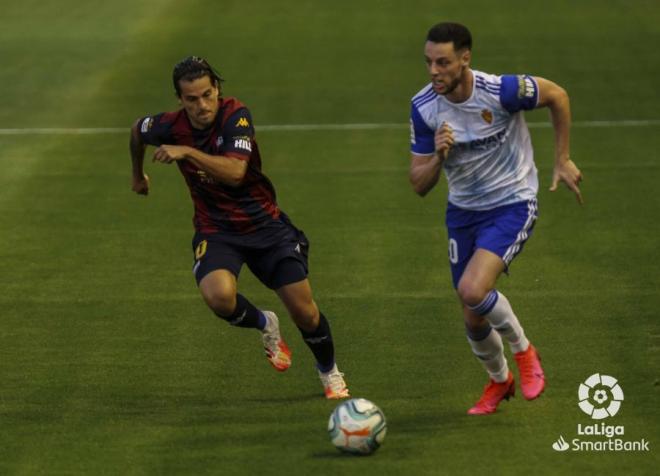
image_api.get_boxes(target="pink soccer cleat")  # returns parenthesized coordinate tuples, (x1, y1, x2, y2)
(514, 344, 545, 400)
(467, 371, 515, 415)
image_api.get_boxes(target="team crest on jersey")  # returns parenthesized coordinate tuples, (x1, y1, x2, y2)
(235, 117, 250, 127)
(481, 109, 493, 124)
(196, 169, 215, 184)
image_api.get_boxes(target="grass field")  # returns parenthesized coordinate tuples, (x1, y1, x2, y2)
(1, 0, 659, 474)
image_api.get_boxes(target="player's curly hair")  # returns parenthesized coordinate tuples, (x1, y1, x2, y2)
(172, 56, 224, 96)
(426, 22, 472, 51)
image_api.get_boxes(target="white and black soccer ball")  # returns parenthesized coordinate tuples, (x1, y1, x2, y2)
(328, 398, 387, 455)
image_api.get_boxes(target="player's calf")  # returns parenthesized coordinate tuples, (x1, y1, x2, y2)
(297, 311, 335, 372)
(296, 311, 350, 399)
(213, 293, 267, 329)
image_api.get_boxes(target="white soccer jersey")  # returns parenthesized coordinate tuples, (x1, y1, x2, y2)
(410, 70, 539, 210)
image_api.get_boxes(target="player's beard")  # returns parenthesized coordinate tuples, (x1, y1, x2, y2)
(439, 76, 461, 96)
(195, 109, 215, 128)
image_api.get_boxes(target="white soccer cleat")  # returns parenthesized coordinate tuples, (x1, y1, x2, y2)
(319, 364, 350, 399)
(261, 311, 291, 372)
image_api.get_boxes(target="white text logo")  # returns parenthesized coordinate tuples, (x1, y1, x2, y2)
(233, 138, 252, 152)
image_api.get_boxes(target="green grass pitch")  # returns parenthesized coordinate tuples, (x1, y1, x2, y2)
(1, 0, 658, 474)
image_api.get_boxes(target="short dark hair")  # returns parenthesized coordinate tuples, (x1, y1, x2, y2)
(426, 22, 472, 51)
(172, 56, 224, 96)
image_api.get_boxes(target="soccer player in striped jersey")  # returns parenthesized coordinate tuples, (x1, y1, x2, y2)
(409, 23, 583, 414)
(129, 56, 349, 399)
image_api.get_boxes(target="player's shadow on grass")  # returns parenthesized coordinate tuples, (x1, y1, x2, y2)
(309, 411, 472, 460)
(393, 408, 514, 434)
(311, 450, 370, 459)
(243, 392, 321, 403)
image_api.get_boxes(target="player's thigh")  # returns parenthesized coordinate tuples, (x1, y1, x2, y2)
(192, 235, 243, 313)
(475, 199, 538, 272)
(447, 225, 477, 289)
(457, 199, 538, 304)
(457, 249, 506, 305)
(245, 224, 309, 290)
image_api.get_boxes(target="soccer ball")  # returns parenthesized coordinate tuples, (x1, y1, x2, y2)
(328, 398, 387, 455)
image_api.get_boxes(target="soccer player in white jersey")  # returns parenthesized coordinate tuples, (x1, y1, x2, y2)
(409, 22, 583, 415)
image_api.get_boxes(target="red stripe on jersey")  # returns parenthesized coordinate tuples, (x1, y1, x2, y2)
(250, 181, 281, 220)
(224, 151, 250, 162)
(169, 111, 195, 147)
(156, 98, 282, 235)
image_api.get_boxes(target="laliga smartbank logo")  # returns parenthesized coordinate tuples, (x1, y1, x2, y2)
(552, 373, 650, 453)
(578, 373, 624, 419)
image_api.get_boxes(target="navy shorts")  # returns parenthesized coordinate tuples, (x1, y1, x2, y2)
(191, 216, 309, 290)
(446, 199, 538, 288)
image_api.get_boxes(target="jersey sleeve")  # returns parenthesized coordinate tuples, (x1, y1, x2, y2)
(499, 75, 539, 114)
(221, 107, 255, 161)
(410, 103, 435, 155)
(136, 113, 172, 146)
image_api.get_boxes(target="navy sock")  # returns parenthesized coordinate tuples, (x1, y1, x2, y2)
(217, 293, 266, 330)
(298, 312, 335, 372)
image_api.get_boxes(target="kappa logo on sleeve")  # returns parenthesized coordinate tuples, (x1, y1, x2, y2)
(235, 117, 250, 128)
(409, 119, 416, 144)
(141, 117, 153, 133)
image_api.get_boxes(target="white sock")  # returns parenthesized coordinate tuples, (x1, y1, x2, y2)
(467, 328, 509, 383)
(484, 291, 530, 354)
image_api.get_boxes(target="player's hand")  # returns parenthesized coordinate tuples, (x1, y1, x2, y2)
(435, 122, 454, 161)
(153, 145, 191, 164)
(132, 173, 150, 196)
(550, 158, 583, 205)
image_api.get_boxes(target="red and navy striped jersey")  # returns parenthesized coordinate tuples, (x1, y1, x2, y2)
(138, 97, 281, 235)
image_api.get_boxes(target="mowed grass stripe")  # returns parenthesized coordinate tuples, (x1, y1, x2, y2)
(1, 118, 660, 135)
(1, 1, 658, 475)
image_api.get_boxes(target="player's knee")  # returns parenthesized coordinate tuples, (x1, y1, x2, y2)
(202, 289, 237, 318)
(457, 279, 489, 307)
(290, 300, 319, 330)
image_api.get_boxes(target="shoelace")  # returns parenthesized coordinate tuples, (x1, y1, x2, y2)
(516, 353, 539, 378)
(477, 380, 509, 404)
(325, 371, 346, 391)
(263, 330, 280, 353)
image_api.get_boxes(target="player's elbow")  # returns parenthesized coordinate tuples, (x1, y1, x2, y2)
(409, 169, 435, 196)
(410, 176, 430, 197)
(225, 175, 243, 188)
(130, 119, 141, 135)
(225, 161, 248, 187)
(130, 119, 143, 143)
(552, 85, 569, 105)
(543, 82, 569, 109)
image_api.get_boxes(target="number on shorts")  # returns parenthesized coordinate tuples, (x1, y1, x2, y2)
(448, 238, 459, 264)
